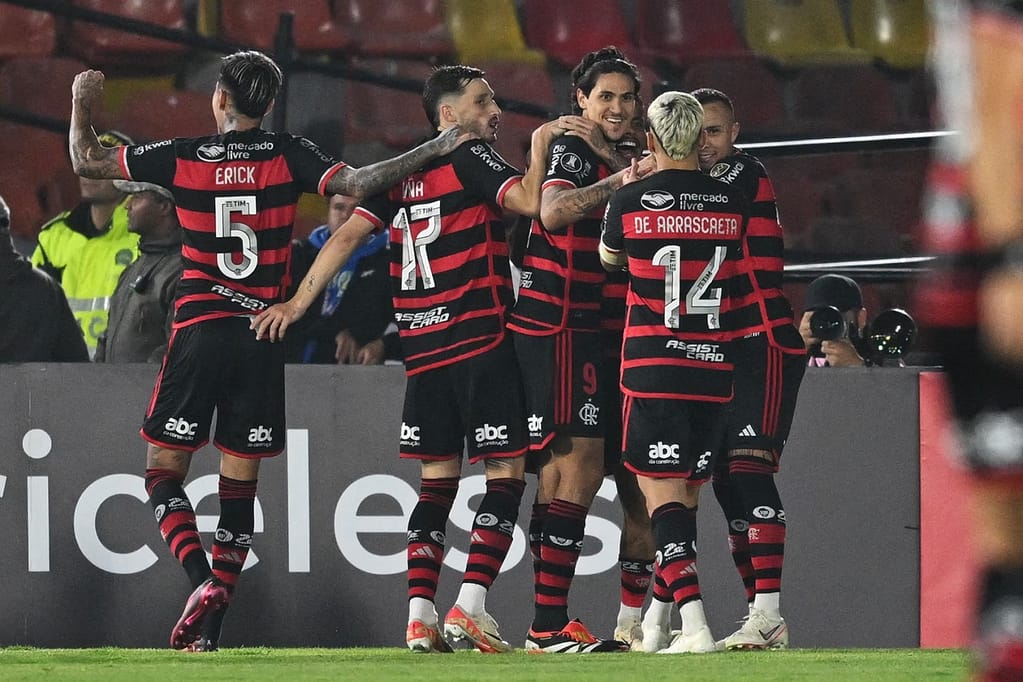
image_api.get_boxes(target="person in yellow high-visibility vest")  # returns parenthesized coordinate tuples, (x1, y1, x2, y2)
(32, 130, 139, 356)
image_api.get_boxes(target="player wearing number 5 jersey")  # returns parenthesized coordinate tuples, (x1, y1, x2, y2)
(600, 91, 749, 654)
(252, 65, 563, 654)
(68, 50, 469, 652)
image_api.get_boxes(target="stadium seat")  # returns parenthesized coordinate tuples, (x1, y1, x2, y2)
(849, 0, 930, 70)
(824, 160, 926, 251)
(0, 56, 89, 123)
(787, 64, 902, 135)
(339, 0, 454, 59)
(741, 0, 872, 67)
(682, 59, 786, 136)
(0, 7, 56, 59)
(633, 0, 752, 68)
(445, 0, 545, 66)
(523, 0, 635, 68)
(343, 58, 434, 151)
(106, 88, 213, 142)
(219, 0, 351, 53)
(0, 121, 77, 240)
(66, 0, 189, 67)
(760, 157, 826, 248)
(477, 61, 557, 164)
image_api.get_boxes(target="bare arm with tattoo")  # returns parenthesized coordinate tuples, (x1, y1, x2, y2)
(540, 172, 626, 232)
(324, 126, 474, 198)
(251, 214, 377, 342)
(69, 70, 125, 179)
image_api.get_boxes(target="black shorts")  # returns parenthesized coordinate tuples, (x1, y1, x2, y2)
(602, 352, 624, 471)
(513, 329, 606, 451)
(622, 395, 724, 481)
(399, 335, 528, 464)
(722, 334, 805, 468)
(142, 316, 286, 457)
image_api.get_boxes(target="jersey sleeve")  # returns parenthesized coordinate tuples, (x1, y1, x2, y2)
(354, 190, 397, 232)
(601, 192, 625, 253)
(544, 135, 600, 191)
(285, 135, 347, 196)
(123, 139, 178, 188)
(453, 142, 523, 208)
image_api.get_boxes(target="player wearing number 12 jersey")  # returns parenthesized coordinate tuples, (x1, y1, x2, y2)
(253, 65, 562, 653)
(600, 91, 749, 654)
(69, 50, 467, 651)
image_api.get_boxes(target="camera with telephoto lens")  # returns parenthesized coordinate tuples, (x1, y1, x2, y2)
(809, 305, 848, 341)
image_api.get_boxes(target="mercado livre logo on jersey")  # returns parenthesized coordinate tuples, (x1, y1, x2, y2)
(640, 190, 675, 211)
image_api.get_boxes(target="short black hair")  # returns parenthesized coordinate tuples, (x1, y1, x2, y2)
(691, 88, 735, 116)
(422, 65, 486, 129)
(218, 50, 283, 119)
(570, 46, 641, 114)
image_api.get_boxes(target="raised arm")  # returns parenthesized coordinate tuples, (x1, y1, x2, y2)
(251, 213, 378, 342)
(325, 126, 473, 198)
(69, 70, 123, 180)
(540, 172, 626, 232)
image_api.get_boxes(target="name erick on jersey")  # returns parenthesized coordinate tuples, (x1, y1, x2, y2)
(119, 129, 344, 328)
(707, 150, 803, 352)
(355, 140, 523, 375)
(509, 135, 611, 334)
(601, 169, 748, 402)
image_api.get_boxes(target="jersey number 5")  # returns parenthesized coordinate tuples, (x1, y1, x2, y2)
(215, 196, 258, 280)
(652, 245, 726, 330)
(395, 200, 441, 290)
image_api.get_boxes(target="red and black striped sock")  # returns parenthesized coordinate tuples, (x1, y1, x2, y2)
(619, 557, 655, 609)
(463, 477, 526, 589)
(651, 502, 701, 607)
(713, 473, 756, 603)
(407, 477, 458, 603)
(529, 501, 549, 587)
(533, 498, 587, 632)
(145, 467, 209, 589)
(211, 475, 257, 594)
(730, 457, 785, 598)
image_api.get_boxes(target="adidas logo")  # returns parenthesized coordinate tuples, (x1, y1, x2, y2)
(411, 546, 436, 559)
(738, 424, 757, 437)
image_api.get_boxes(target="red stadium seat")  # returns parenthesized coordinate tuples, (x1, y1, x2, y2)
(682, 59, 786, 135)
(523, 0, 635, 68)
(107, 88, 213, 142)
(0, 56, 89, 122)
(344, 59, 435, 150)
(66, 0, 189, 67)
(219, 0, 351, 53)
(0, 7, 56, 59)
(339, 0, 454, 59)
(761, 157, 827, 248)
(477, 61, 557, 164)
(634, 0, 752, 68)
(0, 122, 78, 240)
(787, 64, 902, 135)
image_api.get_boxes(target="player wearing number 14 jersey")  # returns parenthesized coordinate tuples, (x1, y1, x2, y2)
(600, 91, 749, 654)
(69, 50, 467, 651)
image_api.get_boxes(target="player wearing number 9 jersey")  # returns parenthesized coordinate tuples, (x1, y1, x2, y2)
(600, 91, 748, 654)
(69, 50, 468, 651)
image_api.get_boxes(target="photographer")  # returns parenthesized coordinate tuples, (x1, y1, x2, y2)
(798, 274, 871, 367)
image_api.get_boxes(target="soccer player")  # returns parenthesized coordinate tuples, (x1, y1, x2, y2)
(508, 46, 643, 653)
(252, 65, 562, 654)
(670, 87, 805, 651)
(600, 90, 749, 654)
(68, 50, 469, 651)
(603, 107, 658, 650)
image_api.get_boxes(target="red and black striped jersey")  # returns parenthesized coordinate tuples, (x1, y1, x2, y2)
(601, 169, 748, 402)
(600, 268, 628, 358)
(355, 140, 523, 375)
(706, 150, 803, 352)
(120, 129, 344, 328)
(509, 135, 610, 334)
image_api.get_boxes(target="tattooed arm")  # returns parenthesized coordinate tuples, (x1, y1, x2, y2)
(251, 213, 377, 342)
(69, 70, 124, 179)
(539, 172, 626, 232)
(325, 126, 473, 198)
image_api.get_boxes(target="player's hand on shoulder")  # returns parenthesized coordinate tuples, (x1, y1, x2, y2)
(634, 154, 657, 180)
(533, 120, 566, 146)
(558, 115, 610, 156)
(434, 125, 477, 154)
(251, 302, 300, 342)
(72, 70, 105, 106)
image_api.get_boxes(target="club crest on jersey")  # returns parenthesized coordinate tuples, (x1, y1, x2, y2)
(709, 162, 731, 178)
(197, 143, 226, 162)
(640, 190, 675, 211)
